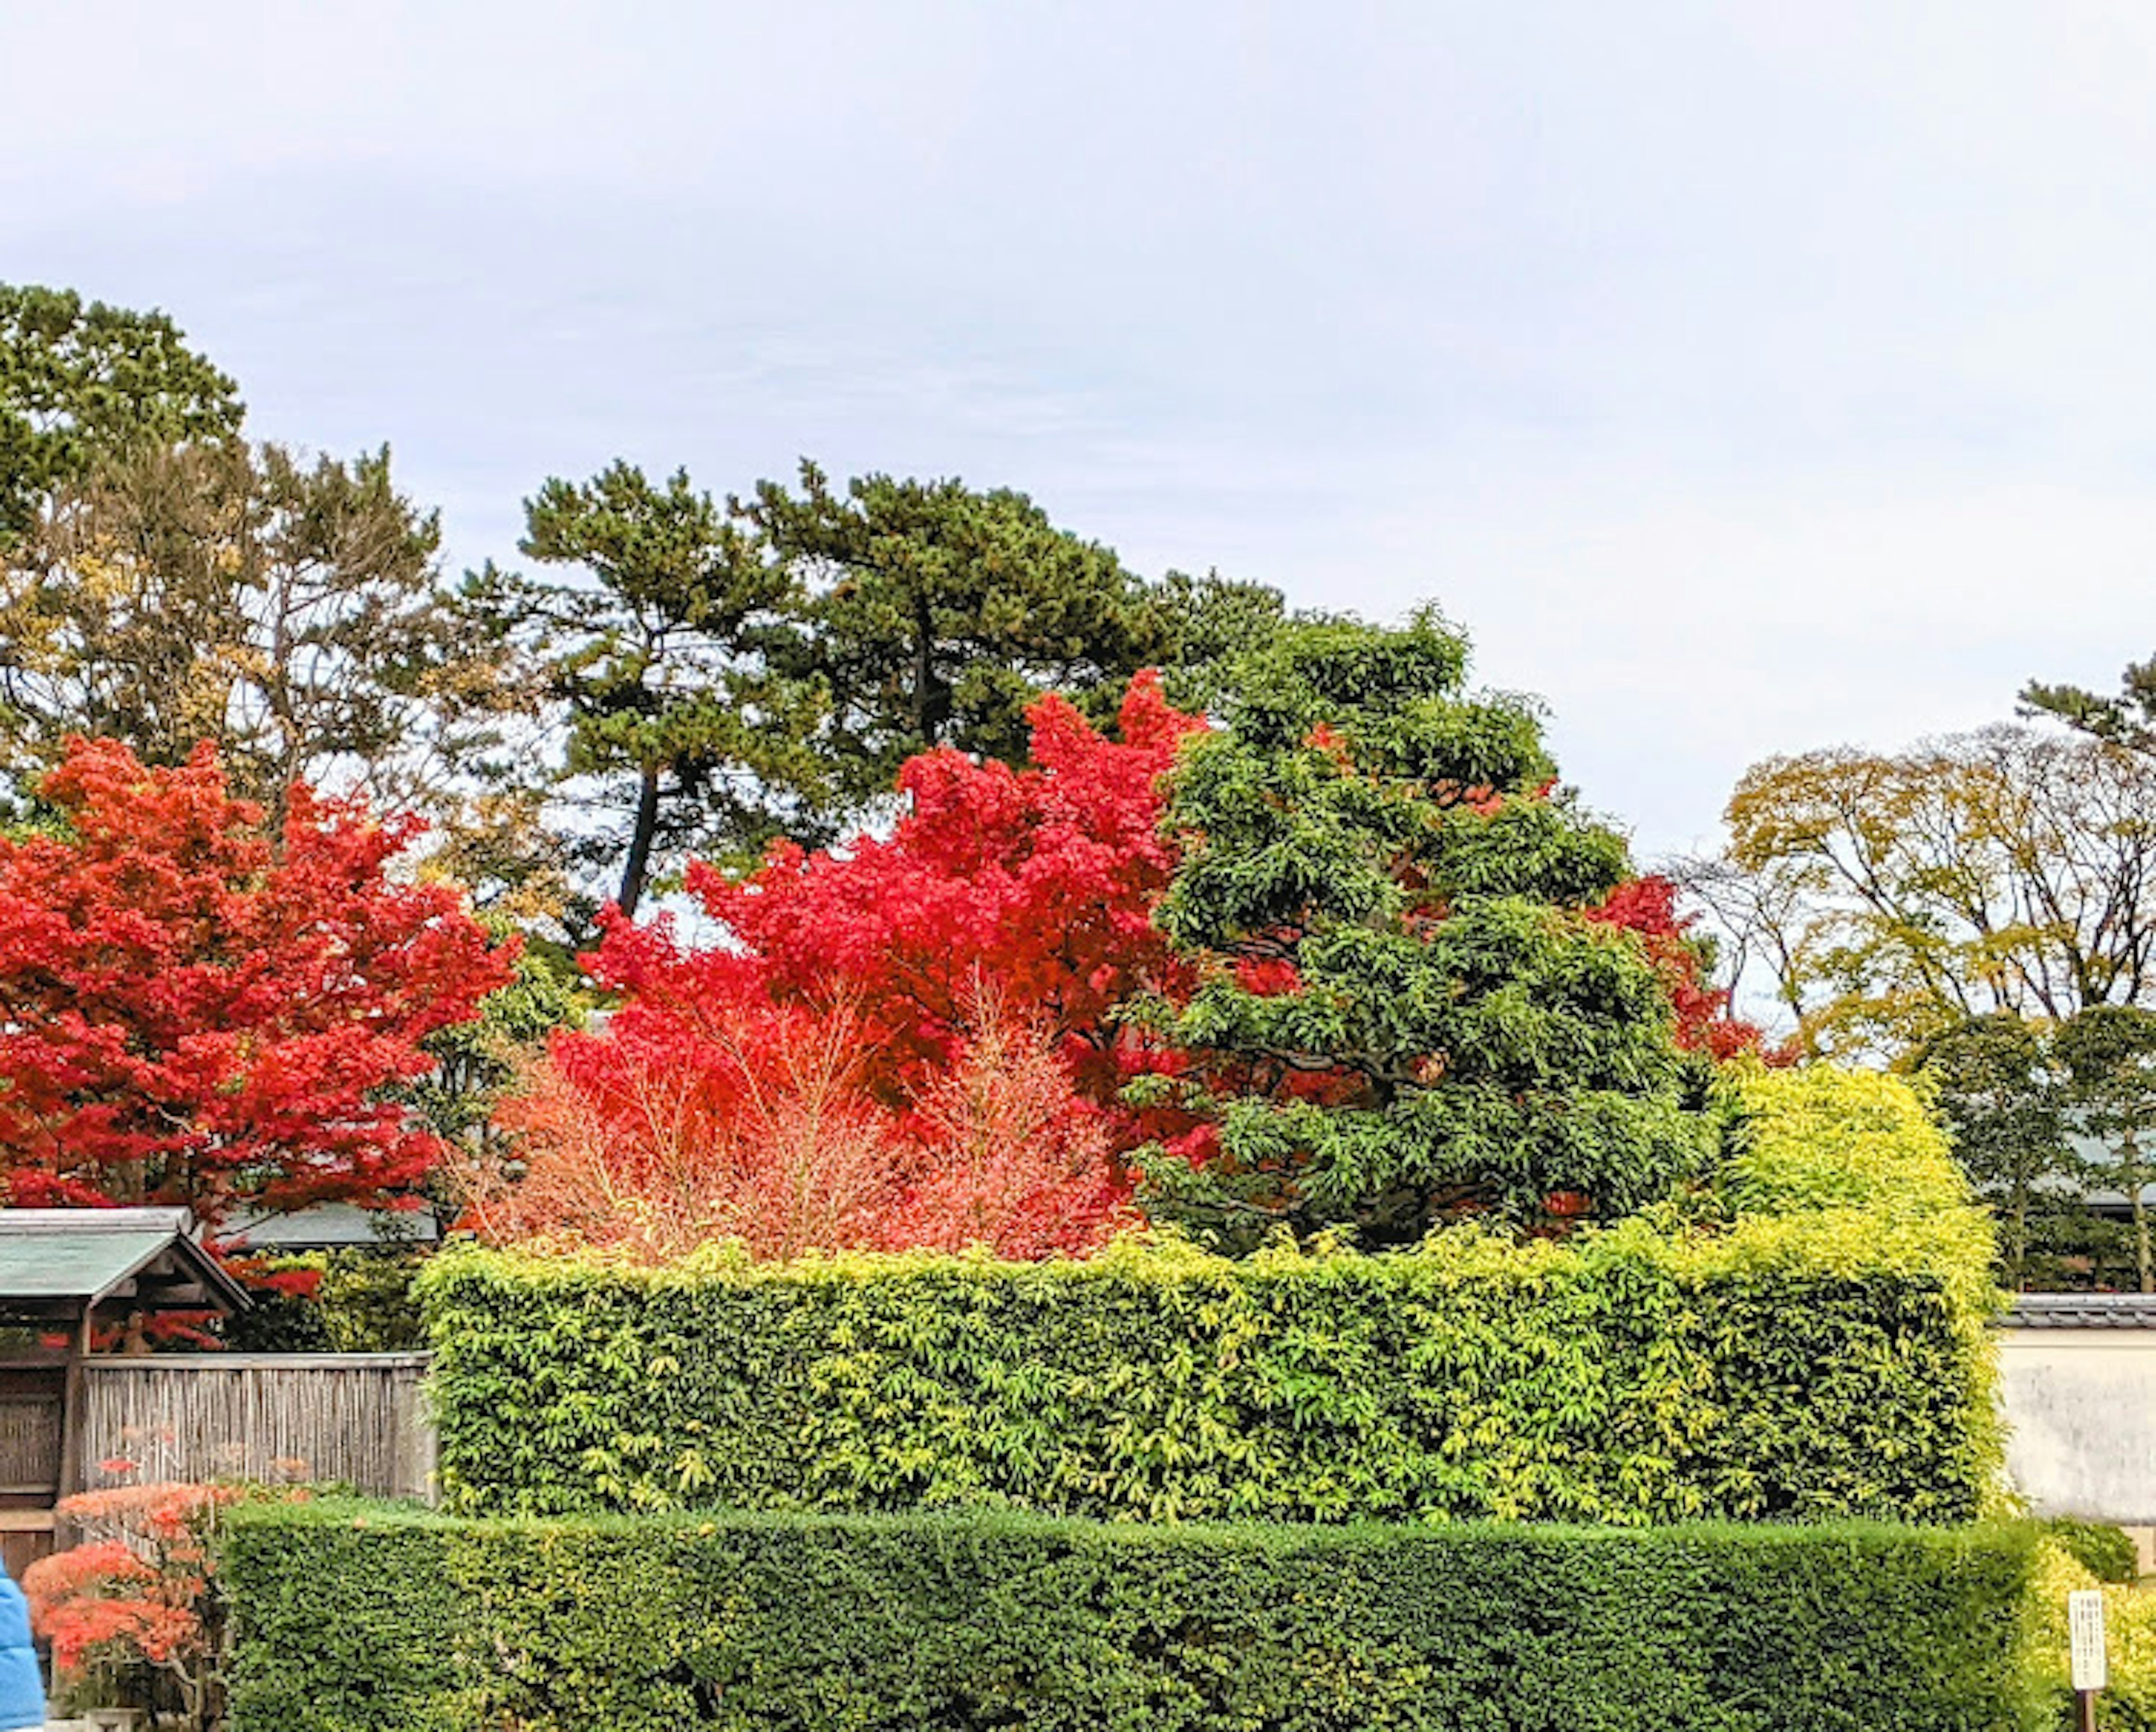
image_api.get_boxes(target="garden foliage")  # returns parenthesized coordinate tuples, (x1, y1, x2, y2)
(2041, 1519, 2139, 1585)
(487, 630, 1757, 1265)
(423, 1065, 1999, 1525)
(1139, 610, 1733, 1245)
(0, 737, 510, 1219)
(467, 673, 1202, 1260)
(221, 1502, 2043, 1732)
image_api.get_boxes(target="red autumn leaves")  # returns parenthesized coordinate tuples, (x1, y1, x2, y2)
(0, 739, 510, 1222)
(0, 682, 1756, 1257)
(476, 676, 1201, 1260)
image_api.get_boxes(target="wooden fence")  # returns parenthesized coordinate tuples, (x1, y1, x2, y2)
(77, 1354, 436, 1501)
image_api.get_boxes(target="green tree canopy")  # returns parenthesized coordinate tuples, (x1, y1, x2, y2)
(1139, 610, 1709, 1249)
(488, 461, 832, 915)
(741, 461, 1171, 816)
(2057, 1005, 2156, 1293)
(1911, 1013, 2088, 1289)
(1, 438, 509, 823)
(0, 284, 243, 540)
(487, 458, 1328, 918)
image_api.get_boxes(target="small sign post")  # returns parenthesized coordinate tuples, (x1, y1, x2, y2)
(2070, 1588, 2108, 1732)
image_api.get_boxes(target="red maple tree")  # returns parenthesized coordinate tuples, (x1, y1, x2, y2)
(464, 997, 909, 1262)
(479, 674, 1762, 1261)
(1587, 874, 1765, 1061)
(0, 737, 513, 1223)
(595, 671, 1204, 1117)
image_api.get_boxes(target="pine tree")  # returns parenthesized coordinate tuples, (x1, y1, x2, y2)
(1139, 610, 1711, 1248)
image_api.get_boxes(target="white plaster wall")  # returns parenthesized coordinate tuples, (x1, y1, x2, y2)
(1999, 1329, 2156, 1524)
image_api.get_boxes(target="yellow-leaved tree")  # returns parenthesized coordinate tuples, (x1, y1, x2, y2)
(1683, 726, 2156, 1062)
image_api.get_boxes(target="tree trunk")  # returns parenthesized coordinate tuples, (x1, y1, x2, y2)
(618, 764, 661, 918)
(2129, 1132, 2153, 1294)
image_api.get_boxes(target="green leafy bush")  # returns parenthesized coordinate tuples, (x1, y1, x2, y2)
(225, 1251, 428, 1353)
(222, 1502, 2044, 1732)
(422, 1065, 2000, 1525)
(2043, 1519, 2139, 1585)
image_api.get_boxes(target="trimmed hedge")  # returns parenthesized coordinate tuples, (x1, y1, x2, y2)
(422, 1067, 2000, 1524)
(222, 1503, 2045, 1732)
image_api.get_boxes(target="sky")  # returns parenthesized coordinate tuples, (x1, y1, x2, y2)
(4, 0, 2150, 862)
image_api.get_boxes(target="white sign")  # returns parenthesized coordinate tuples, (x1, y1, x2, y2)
(2071, 1589, 2109, 1692)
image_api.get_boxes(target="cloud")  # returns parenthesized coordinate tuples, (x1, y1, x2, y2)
(3, 0, 2150, 868)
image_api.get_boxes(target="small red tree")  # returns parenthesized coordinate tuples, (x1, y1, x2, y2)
(464, 999, 908, 1262)
(885, 999, 1129, 1257)
(0, 737, 513, 1222)
(22, 1479, 241, 1727)
(466, 992, 1126, 1261)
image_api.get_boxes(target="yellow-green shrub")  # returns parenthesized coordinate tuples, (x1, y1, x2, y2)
(421, 1065, 2002, 1525)
(2025, 1540, 2156, 1730)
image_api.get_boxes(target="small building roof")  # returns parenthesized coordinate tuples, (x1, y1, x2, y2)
(216, 1201, 440, 1254)
(2003, 1293, 2156, 1330)
(0, 1209, 249, 1314)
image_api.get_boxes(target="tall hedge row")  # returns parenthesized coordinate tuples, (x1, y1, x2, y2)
(222, 1503, 2045, 1732)
(421, 1068, 2000, 1524)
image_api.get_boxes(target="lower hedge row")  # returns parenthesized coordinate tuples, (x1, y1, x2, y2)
(221, 1503, 2044, 1731)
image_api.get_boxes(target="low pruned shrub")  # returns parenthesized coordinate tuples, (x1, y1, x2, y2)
(222, 1502, 2044, 1732)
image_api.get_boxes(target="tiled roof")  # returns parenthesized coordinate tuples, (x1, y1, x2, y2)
(217, 1201, 441, 1251)
(2003, 1293, 2156, 1329)
(0, 1208, 248, 1310)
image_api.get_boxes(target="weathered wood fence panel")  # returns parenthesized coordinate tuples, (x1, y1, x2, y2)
(78, 1354, 435, 1501)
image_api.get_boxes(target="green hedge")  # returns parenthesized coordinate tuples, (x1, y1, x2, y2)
(222, 1503, 2044, 1732)
(421, 1068, 2000, 1524)
(2042, 1519, 2139, 1585)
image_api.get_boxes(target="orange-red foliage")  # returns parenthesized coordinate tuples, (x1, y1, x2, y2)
(475, 675, 1204, 1262)
(464, 1000, 907, 1262)
(882, 999, 1130, 1258)
(24, 1482, 237, 1679)
(1587, 875, 1765, 1060)
(468, 995, 1127, 1262)
(0, 737, 513, 1223)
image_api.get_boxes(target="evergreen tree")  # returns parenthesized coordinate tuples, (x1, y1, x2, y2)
(3, 439, 509, 826)
(741, 461, 1170, 819)
(1139, 610, 1710, 1248)
(0, 284, 242, 541)
(2023, 655, 2156, 759)
(491, 461, 830, 915)
(1912, 1013, 2089, 1289)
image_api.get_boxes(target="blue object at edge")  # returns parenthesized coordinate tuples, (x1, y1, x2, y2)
(0, 1561, 45, 1730)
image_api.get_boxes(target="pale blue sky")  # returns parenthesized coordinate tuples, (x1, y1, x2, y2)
(4, 0, 2151, 859)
